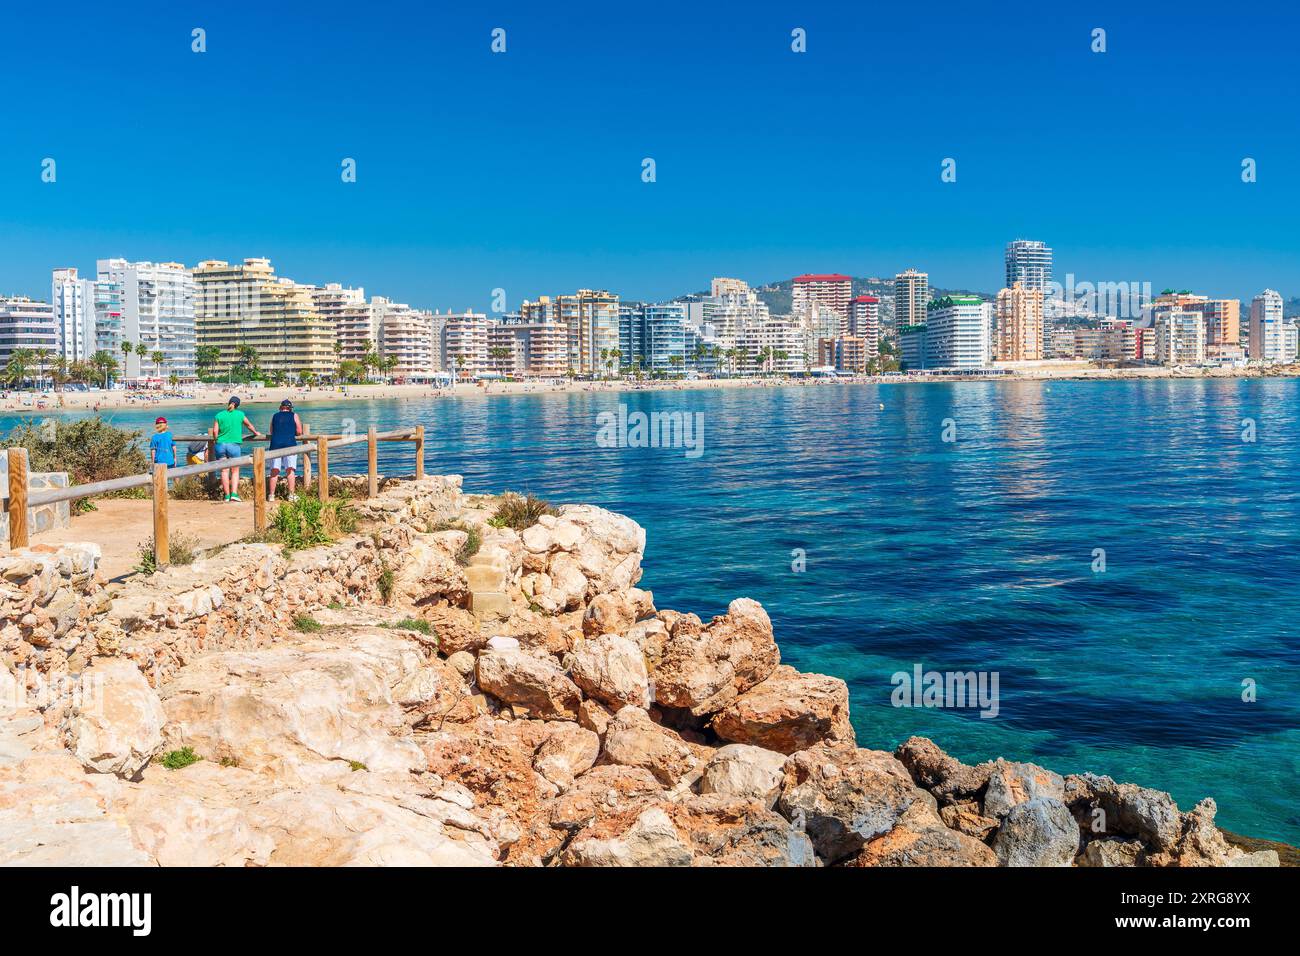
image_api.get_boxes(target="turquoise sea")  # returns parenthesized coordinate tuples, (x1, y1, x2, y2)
(5, 379, 1299, 844)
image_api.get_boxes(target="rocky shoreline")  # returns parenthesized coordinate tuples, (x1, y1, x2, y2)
(0, 475, 1285, 866)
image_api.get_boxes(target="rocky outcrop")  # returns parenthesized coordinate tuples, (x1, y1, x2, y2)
(1, 477, 1285, 868)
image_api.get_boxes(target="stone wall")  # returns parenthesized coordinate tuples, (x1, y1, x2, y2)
(0, 474, 464, 706)
(0, 449, 72, 548)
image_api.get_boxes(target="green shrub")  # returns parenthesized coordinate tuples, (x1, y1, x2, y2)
(383, 618, 431, 635)
(133, 534, 199, 576)
(377, 559, 395, 604)
(348, 760, 367, 772)
(426, 519, 482, 566)
(160, 747, 202, 770)
(270, 495, 358, 552)
(489, 492, 558, 531)
(2, 417, 148, 486)
(293, 615, 322, 633)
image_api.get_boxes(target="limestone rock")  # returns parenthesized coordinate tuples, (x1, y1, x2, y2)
(994, 797, 1079, 867)
(533, 723, 600, 790)
(1078, 837, 1143, 867)
(64, 659, 164, 779)
(561, 805, 693, 867)
(547, 765, 665, 832)
(602, 706, 696, 786)
(698, 743, 787, 803)
(476, 649, 581, 720)
(851, 800, 997, 867)
(653, 598, 780, 716)
(982, 759, 1065, 820)
(570, 633, 649, 709)
(709, 665, 853, 754)
(776, 743, 923, 864)
(1064, 773, 1182, 853)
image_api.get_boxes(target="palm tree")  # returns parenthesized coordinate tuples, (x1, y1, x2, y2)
(51, 356, 70, 392)
(34, 348, 52, 390)
(668, 354, 684, 377)
(151, 350, 165, 384)
(196, 344, 220, 379)
(119, 340, 134, 380)
(4, 348, 34, 388)
(609, 348, 622, 378)
(91, 350, 118, 389)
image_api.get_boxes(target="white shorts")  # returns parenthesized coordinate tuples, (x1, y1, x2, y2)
(269, 454, 298, 472)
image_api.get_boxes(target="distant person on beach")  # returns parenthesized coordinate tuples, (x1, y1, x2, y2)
(210, 396, 261, 503)
(148, 417, 176, 468)
(267, 399, 303, 502)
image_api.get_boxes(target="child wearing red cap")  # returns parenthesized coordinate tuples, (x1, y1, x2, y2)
(148, 417, 176, 468)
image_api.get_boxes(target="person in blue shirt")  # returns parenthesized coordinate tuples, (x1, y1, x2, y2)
(148, 416, 176, 468)
(267, 399, 304, 501)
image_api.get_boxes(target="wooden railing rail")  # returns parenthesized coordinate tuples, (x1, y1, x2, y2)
(5, 425, 425, 563)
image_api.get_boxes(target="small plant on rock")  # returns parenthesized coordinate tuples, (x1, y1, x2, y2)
(293, 615, 322, 633)
(160, 747, 202, 770)
(489, 492, 557, 531)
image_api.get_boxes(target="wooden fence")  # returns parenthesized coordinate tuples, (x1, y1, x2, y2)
(4, 424, 424, 566)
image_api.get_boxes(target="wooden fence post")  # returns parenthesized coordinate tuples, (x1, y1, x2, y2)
(6, 447, 29, 550)
(252, 447, 267, 533)
(301, 419, 311, 488)
(367, 426, 378, 498)
(414, 425, 425, 480)
(152, 463, 169, 566)
(317, 437, 330, 503)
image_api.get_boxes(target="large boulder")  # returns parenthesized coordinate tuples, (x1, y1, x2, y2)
(1064, 773, 1182, 853)
(560, 796, 816, 868)
(602, 706, 697, 786)
(893, 736, 992, 803)
(547, 765, 666, 833)
(532, 723, 601, 790)
(982, 759, 1065, 820)
(993, 797, 1079, 867)
(709, 665, 854, 754)
(698, 744, 787, 803)
(850, 800, 997, 867)
(476, 649, 581, 720)
(652, 599, 780, 716)
(63, 659, 164, 779)
(160, 641, 423, 775)
(776, 743, 924, 864)
(569, 634, 650, 709)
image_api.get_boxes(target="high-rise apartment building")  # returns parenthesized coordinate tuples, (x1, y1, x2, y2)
(737, 317, 805, 375)
(1155, 309, 1207, 366)
(893, 269, 929, 332)
(710, 277, 751, 298)
(51, 268, 92, 363)
(374, 297, 435, 377)
(193, 258, 333, 378)
(1248, 289, 1294, 363)
(846, 295, 880, 360)
(0, 297, 59, 370)
(925, 295, 992, 369)
(96, 259, 197, 378)
(994, 283, 1044, 362)
(791, 274, 852, 321)
(1004, 240, 1053, 294)
(440, 311, 489, 378)
(313, 283, 370, 364)
(520, 290, 619, 375)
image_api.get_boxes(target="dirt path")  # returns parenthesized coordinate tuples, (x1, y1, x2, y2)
(36, 497, 262, 582)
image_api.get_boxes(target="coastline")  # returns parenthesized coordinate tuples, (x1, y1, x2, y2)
(5, 361, 1300, 415)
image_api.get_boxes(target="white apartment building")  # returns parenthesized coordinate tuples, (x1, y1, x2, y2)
(925, 295, 992, 369)
(1155, 309, 1207, 366)
(52, 269, 91, 363)
(792, 274, 852, 321)
(737, 317, 806, 374)
(0, 296, 59, 370)
(313, 283, 369, 363)
(1004, 239, 1053, 294)
(97, 259, 197, 378)
(440, 310, 489, 378)
(1248, 289, 1295, 363)
(374, 297, 436, 377)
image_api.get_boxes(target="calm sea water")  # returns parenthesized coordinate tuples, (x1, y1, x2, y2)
(5, 379, 1299, 844)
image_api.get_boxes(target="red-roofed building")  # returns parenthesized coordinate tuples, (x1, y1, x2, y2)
(792, 273, 852, 320)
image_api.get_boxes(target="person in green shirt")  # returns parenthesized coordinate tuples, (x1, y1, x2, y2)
(209, 396, 262, 502)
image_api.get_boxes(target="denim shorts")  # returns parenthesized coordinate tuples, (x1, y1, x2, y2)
(215, 442, 242, 460)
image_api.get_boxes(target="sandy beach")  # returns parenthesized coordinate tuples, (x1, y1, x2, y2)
(3, 361, 1297, 415)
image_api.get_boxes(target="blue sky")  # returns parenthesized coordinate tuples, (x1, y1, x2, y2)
(0, 0, 1296, 310)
